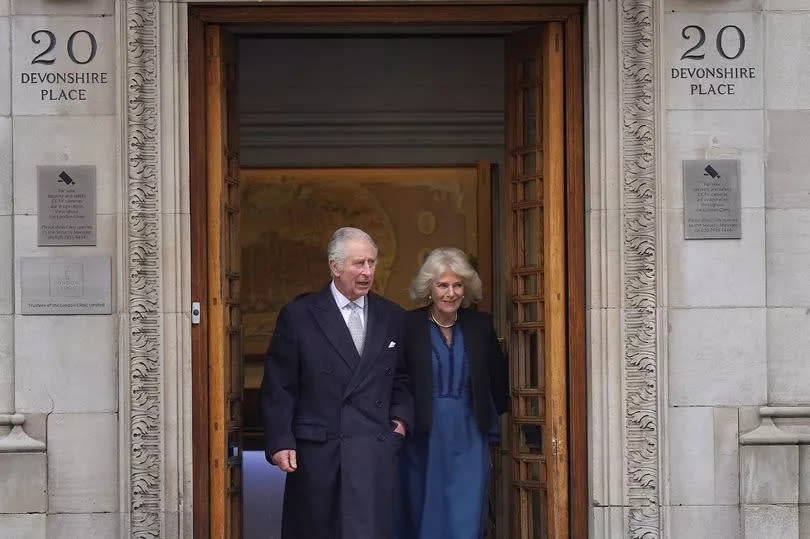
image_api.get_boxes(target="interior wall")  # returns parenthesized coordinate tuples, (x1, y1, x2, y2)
(238, 36, 505, 167)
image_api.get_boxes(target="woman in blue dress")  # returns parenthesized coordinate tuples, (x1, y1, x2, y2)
(395, 247, 509, 539)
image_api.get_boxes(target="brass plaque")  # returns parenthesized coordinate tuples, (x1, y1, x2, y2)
(21, 256, 111, 315)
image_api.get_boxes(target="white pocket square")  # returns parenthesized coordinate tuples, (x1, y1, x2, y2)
(388, 341, 396, 348)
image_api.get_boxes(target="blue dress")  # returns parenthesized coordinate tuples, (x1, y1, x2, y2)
(395, 323, 496, 539)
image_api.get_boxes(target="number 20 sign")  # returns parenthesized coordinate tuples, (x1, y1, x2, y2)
(31, 30, 98, 65)
(680, 25, 745, 61)
(15, 24, 112, 111)
(669, 20, 758, 103)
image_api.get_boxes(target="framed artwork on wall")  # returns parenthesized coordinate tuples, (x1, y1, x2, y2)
(239, 165, 493, 437)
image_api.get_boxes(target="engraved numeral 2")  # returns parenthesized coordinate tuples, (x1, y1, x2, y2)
(680, 24, 745, 61)
(31, 30, 98, 66)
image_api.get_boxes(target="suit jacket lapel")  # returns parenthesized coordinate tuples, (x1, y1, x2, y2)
(344, 293, 387, 397)
(310, 284, 360, 371)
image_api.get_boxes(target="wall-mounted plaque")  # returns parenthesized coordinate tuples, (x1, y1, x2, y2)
(37, 165, 96, 246)
(12, 19, 115, 115)
(683, 159, 741, 239)
(21, 256, 111, 315)
(666, 14, 762, 109)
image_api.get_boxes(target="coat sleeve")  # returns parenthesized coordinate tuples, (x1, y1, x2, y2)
(260, 305, 299, 462)
(487, 318, 510, 415)
(388, 310, 414, 431)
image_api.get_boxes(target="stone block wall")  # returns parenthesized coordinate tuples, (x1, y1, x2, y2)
(0, 1, 120, 537)
(663, 1, 810, 537)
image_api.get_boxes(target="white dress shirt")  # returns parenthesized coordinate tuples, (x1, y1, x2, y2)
(330, 281, 367, 330)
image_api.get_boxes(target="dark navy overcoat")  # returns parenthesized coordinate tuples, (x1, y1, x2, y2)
(261, 284, 413, 539)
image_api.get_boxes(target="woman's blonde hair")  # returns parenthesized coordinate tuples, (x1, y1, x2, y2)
(409, 247, 482, 307)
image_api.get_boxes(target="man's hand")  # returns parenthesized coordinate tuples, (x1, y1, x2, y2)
(272, 449, 298, 472)
(392, 418, 406, 437)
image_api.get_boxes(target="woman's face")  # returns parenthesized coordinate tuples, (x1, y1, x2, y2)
(430, 271, 465, 317)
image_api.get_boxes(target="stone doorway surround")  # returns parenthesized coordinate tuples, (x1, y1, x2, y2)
(119, 1, 661, 537)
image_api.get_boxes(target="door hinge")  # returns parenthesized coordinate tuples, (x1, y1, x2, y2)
(551, 435, 558, 455)
(191, 301, 201, 325)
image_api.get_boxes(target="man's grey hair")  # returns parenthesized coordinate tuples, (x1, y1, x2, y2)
(327, 227, 378, 269)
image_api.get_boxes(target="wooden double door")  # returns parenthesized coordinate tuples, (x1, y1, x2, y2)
(190, 5, 584, 538)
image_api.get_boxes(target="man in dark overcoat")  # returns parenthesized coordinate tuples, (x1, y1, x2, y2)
(261, 227, 413, 539)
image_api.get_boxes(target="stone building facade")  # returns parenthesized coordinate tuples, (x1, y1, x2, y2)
(0, 0, 808, 538)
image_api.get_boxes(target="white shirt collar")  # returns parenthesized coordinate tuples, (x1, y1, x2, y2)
(330, 281, 366, 310)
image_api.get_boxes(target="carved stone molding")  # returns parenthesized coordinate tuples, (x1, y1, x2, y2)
(741, 407, 810, 445)
(0, 414, 46, 453)
(621, 1, 660, 538)
(126, 1, 162, 538)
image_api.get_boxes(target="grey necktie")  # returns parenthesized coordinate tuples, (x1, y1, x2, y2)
(346, 302, 365, 355)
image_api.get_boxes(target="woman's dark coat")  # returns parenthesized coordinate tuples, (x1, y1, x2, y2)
(404, 306, 509, 435)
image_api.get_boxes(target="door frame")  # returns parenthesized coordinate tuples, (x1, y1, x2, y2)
(188, 4, 585, 537)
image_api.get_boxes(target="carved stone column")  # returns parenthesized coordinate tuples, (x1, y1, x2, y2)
(621, 1, 661, 537)
(124, 2, 162, 538)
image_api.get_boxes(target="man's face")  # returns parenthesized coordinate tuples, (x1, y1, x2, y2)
(331, 238, 377, 300)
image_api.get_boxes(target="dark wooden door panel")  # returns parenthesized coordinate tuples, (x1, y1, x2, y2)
(206, 24, 243, 539)
(505, 22, 568, 539)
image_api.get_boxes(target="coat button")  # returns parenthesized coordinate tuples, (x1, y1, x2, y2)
(377, 432, 385, 441)
(385, 367, 393, 375)
(345, 397, 352, 406)
(375, 400, 383, 408)
(324, 367, 334, 375)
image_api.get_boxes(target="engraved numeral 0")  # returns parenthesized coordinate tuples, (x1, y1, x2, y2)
(716, 25, 745, 60)
(680, 24, 746, 61)
(30, 29, 98, 65)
